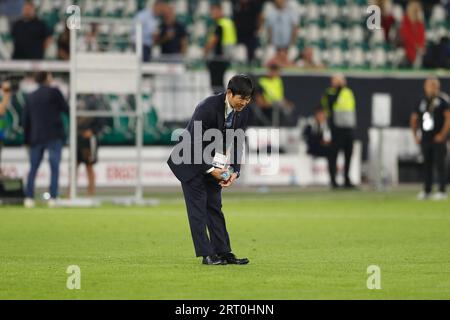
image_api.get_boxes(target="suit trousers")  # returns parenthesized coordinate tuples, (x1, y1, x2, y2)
(181, 173, 232, 257)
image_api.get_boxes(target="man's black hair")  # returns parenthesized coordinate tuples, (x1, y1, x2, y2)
(227, 74, 254, 98)
(35, 71, 49, 85)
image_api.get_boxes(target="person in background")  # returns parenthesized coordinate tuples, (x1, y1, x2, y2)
(266, 47, 295, 68)
(399, 0, 425, 67)
(253, 63, 294, 126)
(57, 25, 70, 60)
(303, 106, 333, 184)
(0, 0, 24, 23)
(423, 36, 450, 69)
(23, 72, 69, 208)
(373, 0, 396, 43)
(0, 81, 12, 176)
(204, 3, 237, 93)
(265, 0, 298, 64)
(76, 95, 107, 197)
(155, 5, 188, 58)
(410, 77, 450, 201)
(320, 73, 357, 189)
(11, 0, 52, 60)
(133, 0, 167, 62)
(232, 0, 264, 65)
(295, 46, 323, 69)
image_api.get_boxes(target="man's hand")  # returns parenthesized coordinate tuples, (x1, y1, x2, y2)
(210, 168, 227, 182)
(434, 133, 446, 143)
(220, 172, 238, 188)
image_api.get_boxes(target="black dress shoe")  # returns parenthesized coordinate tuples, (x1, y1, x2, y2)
(344, 182, 357, 189)
(202, 255, 227, 265)
(218, 253, 249, 265)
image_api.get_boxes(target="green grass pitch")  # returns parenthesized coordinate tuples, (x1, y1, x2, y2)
(0, 189, 449, 299)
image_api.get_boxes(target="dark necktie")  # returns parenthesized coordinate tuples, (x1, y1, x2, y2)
(225, 110, 235, 129)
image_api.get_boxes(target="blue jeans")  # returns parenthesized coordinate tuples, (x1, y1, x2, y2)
(26, 140, 63, 199)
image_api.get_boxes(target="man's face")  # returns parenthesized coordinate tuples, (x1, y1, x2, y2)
(315, 110, 326, 123)
(211, 7, 222, 20)
(275, 0, 285, 9)
(227, 91, 251, 112)
(165, 8, 176, 24)
(424, 79, 439, 98)
(331, 75, 344, 88)
(22, 3, 35, 20)
(153, 3, 166, 17)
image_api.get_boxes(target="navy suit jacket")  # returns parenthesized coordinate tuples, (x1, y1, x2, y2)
(167, 92, 250, 183)
(23, 85, 69, 146)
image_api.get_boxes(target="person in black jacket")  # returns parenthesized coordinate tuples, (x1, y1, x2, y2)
(23, 71, 69, 208)
(410, 77, 450, 201)
(303, 106, 334, 185)
(11, 0, 52, 60)
(167, 75, 253, 265)
(76, 95, 107, 197)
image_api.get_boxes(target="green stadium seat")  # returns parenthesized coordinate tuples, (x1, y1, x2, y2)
(304, 3, 321, 24)
(370, 47, 388, 69)
(347, 46, 366, 68)
(348, 25, 365, 46)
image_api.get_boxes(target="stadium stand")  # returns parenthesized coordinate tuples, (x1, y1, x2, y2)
(0, 0, 449, 148)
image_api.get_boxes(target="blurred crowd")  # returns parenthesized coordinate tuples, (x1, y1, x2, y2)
(0, 0, 449, 69)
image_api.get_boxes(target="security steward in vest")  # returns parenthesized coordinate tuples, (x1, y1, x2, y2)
(203, 3, 237, 93)
(320, 73, 357, 189)
(410, 77, 450, 200)
(167, 75, 253, 265)
(253, 63, 294, 126)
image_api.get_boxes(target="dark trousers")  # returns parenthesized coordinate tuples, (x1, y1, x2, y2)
(310, 146, 334, 185)
(330, 128, 354, 186)
(26, 139, 63, 199)
(421, 141, 447, 193)
(143, 45, 152, 62)
(181, 174, 231, 257)
(238, 36, 259, 64)
(207, 60, 230, 94)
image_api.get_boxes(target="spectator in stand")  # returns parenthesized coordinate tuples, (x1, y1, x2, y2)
(155, 5, 188, 58)
(373, 0, 396, 43)
(399, 0, 425, 67)
(133, 0, 167, 62)
(265, 0, 298, 65)
(0, 0, 24, 23)
(11, 0, 52, 60)
(295, 46, 323, 69)
(78, 23, 102, 52)
(232, 0, 264, 65)
(57, 26, 70, 60)
(424, 36, 450, 69)
(266, 47, 295, 68)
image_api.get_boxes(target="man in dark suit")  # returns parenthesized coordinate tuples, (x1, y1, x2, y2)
(167, 75, 254, 265)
